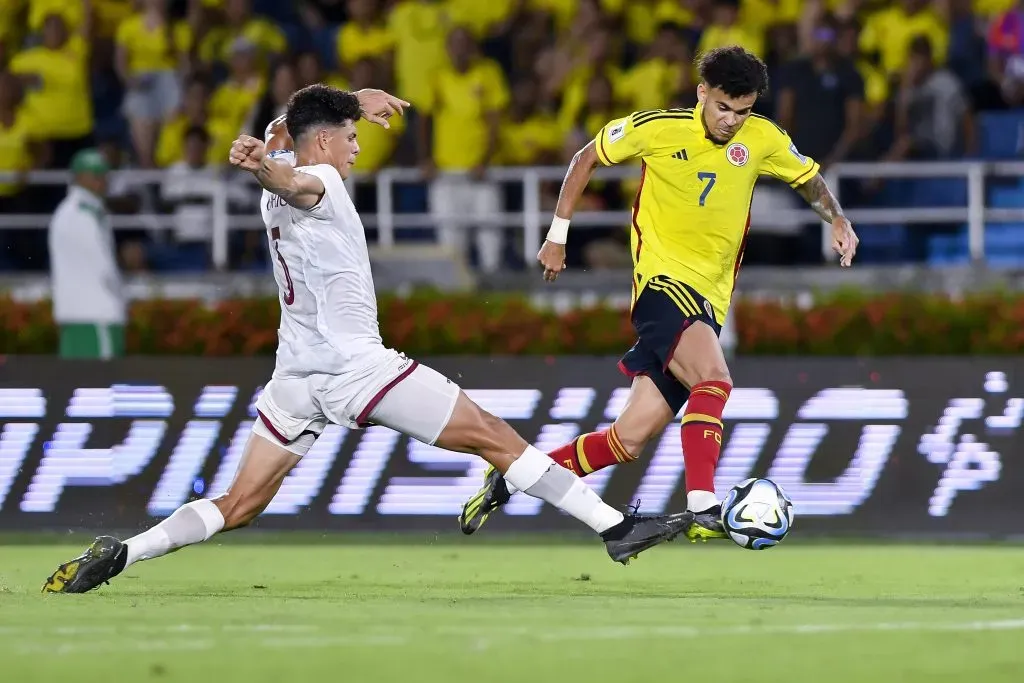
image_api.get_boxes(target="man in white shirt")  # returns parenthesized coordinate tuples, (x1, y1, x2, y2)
(47, 149, 125, 359)
(43, 87, 693, 593)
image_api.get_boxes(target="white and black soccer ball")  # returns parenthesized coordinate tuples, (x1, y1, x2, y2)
(720, 478, 794, 550)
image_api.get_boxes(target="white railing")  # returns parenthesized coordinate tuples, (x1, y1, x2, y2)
(2, 161, 1023, 269)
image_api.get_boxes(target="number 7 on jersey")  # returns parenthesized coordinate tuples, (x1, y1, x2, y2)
(697, 171, 716, 207)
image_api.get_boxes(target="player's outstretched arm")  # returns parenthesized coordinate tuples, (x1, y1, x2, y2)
(794, 173, 859, 267)
(229, 135, 325, 210)
(354, 88, 410, 130)
(538, 140, 602, 281)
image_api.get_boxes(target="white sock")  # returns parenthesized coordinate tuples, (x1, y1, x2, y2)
(504, 446, 624, 534)
(125, 499, 225, 568)
(687, 490, 719, 512)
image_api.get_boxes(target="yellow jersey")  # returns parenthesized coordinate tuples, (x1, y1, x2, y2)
(115, 15, 192, 74)
(593, 104, 819, 321)
(336, 22, 394, 68)
(422, 59, 509, 170)
(859, 7, 948, 75)
(8, 37, 93, 140)
(0, 112, 34, 197)
(387, 0, 449, 108)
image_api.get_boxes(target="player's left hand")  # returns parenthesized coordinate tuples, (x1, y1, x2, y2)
(355, 89, 411, 130)
(229, 135, 265, 172)
(831, 216, 858, 267)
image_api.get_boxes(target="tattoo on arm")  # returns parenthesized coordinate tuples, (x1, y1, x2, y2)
(796, 173, 844, 223)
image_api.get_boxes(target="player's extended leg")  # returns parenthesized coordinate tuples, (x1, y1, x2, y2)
(41, 421, 308, 593)
(365, 365, 692, 563)
(666, 320, 733, 541)
(459, 375, 675, 534)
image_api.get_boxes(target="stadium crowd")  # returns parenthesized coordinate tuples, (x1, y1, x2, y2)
(0, 0, 1022, 272)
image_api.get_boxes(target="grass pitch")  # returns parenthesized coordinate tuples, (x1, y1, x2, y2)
(2, 539, 1024, 682)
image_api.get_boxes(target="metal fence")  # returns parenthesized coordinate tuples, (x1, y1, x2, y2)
(3, 161, 1024, 269)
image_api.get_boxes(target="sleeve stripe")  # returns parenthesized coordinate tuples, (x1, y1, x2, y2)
(788, 163, 819, 188)
(596, 128, 612, 166)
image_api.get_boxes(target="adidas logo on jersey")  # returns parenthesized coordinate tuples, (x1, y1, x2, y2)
(672, 149, 688, 161)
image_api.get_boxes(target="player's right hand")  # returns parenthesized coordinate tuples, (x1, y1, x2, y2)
(229, 135, 265, 172)
(538, 240, 566, 282)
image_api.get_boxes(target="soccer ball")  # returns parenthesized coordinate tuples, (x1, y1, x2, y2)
(720, 478, 794, 550)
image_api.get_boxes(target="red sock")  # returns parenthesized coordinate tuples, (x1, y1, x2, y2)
(681, 380, 732, 494)
(547, 427, 633, 477)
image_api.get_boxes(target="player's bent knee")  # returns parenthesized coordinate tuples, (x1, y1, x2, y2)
(436, 393, 527, 467)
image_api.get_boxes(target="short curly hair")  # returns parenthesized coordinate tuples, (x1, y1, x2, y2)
(697, 46, 769, 99)
(285, 84, 362, 142)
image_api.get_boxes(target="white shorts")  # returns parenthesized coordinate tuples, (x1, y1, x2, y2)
(254, 350, 460, 455)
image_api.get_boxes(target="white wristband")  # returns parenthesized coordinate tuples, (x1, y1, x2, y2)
(546, 216, 570, 244)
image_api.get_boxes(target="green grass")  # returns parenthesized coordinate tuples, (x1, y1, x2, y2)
(3, 542, 1024, 682)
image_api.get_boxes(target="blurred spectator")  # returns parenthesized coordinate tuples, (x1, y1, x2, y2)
(499, 79, 561, 166)
(698, 0, 765, 59)
(0, 0, 27, 58)
(295, 49, 347, 90)
(578, 74, 618, 138)
(115, 0, 190, 168)
(418, 26, 509, 272)
(157, 76, 234, 168)
(208, 38, 266, 155)
(200, 0, 286, 66)
(620, 23, 693, 112)
(446, 0, 519, 41)
(619, 0, 694, 47)
(0, 72, 37, 210)
(550, 28, 625, 135)
(887, 36, 975, 161)
(252, 60, 299, 138)
(945, 0, 991, 96)
(351, 59, 403, 173)
(92, 0, 136, 39)
(988, 0, 1024, 106)
(836, 19, 889, 121)
(9, 13, 93, 169)
(160, 126, 218, 267)
(386, 0, 449, 107)
(336, 0, 393, 73)
(777, 18, 865, 168)
(859, 0, 948, 77)
(48, 148, 125, 359)
(28, 0, 84, 35)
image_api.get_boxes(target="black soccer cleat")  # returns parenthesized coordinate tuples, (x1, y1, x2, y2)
(685, 505, 728, 542)
(459, 465, 512, 535)
(601, 510, 695, 564)
(41, 536, 128, 594)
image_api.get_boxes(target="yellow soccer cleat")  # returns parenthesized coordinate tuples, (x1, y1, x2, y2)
(458, 465, 511, 535)
(685, 506, 729, 543)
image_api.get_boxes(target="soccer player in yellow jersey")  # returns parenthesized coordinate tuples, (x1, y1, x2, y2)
(460, 46, 859, 541)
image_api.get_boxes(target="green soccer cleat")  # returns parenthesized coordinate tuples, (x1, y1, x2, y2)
(459, 465, 511, 535)
(41, 536, 128, 594)
(685, 505, 729, 542)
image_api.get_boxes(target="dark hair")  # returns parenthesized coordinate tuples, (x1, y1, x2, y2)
(697, 46, 769, 99)
(184, 126, 211, 146)
(285, 84, 362, 141)
(909, 35, 933, 60)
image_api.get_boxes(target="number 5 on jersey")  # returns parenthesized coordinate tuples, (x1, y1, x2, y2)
(697, 171, 716, 207)
(271, 226, 295, 305)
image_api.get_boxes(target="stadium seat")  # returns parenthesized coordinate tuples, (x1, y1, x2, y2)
(978, 111, 1024, 159)
(908, 178, 967, 208)
(856, 224, 908, 263)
